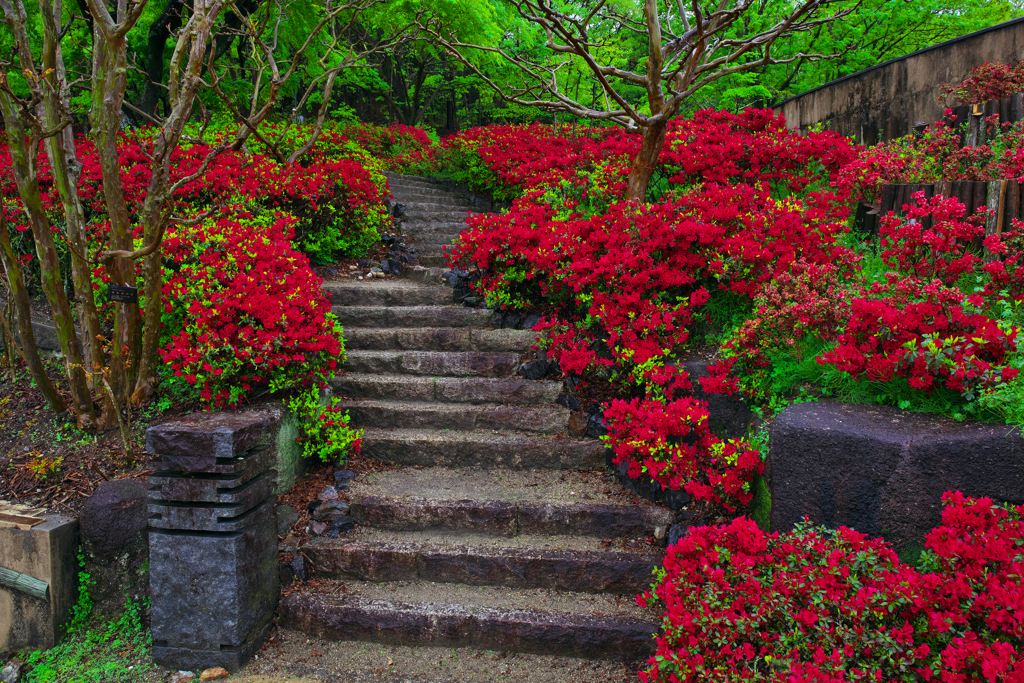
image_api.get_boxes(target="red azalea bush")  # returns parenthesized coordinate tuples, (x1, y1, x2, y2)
(159, 205, 344, 407)
(639, 492, 1024, 683)
(448, 109, 854, 511)
(942, 61, 1024, 105)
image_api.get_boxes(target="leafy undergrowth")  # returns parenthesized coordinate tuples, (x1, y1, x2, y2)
(21, 555, 159, 683)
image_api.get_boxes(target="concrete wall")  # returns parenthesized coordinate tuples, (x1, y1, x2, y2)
(775, 17, 1024, 143)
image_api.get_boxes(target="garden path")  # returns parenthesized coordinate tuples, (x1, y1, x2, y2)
(276, 174, 669, 669)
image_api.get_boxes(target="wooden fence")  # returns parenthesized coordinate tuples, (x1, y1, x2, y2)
(859, 179, 1020, 253)
(945, 94, 1024, 147)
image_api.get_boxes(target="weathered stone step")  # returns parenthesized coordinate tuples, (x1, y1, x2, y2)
(401, 211, 473, 224)
(324, 282, 452, 307)
(281, 583, 657, 661)
(399, 191, 468, 203)
(234, 626, 639, 679)
(346, 468, 673, 537)
(401, 265, 449, 285)
(341, 400, 566, 434)
(303, 530, 661, 594)
(387, 174, 439, 188)
(332, 374, 561, 405)
(418, 254, 449, 268)
(344, 327, 535, 352)
(402, 221, 471, 233)
(413, 243, 455, 258)
(356, 428, 605, 469)
(402, 200, 473, 212)
(343, 350, 519, 377)
(332, 305, 491, 328)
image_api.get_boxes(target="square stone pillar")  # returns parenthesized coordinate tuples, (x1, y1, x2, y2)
(147, 409, 281, 672)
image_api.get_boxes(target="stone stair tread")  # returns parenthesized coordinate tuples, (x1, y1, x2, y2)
(285, 579, 653, 622)
(324, 282, 453, 307)
(280, 587, 656, 661)
(343, 327, 536, 352)
(355, 427, 606, 469)
(302, 531, 660, 594)
(350, 466, 651, 507)
(343, 349, 520, 378)
(332, 305, 492, 328)
(340, 399, 567, 434)
(332, 373, 561, 405)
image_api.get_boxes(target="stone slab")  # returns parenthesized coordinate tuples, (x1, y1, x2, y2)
(148, 493, 276, 532)
(147, 408, 284, 463)
(280, 592, 655, 661)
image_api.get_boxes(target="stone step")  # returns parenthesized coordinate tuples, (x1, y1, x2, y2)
(332, 305, 491, 328)
(232, 626, 638, 680)
(324, 282, 452, 307)
(332, 374, 561, 405)
(343, 327, 536, 352)
(280, 582, 657, 661)
(355, 428, 606, 469)
(401, 266, 449, 285)
(387, 175, 439, 188)
(303, 530, 662, 594)
(401, 211, 473, 224)
(418, 254, 449, 268)
(402, 221, 471, 233)
(398, 190, 469, 203)
(413, 243, 456, 258)
(343, 350, 520, 378)
(401, 200, 472, 212)
(347, 466, 673, 537)
(341, 400, 567, 434)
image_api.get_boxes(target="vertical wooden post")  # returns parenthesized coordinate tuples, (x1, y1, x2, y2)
(879, 184, 897, 216)
(1005, 180, 1020, 230)
(1011, 94, 1024, 125)
(921, 184, 935, 230)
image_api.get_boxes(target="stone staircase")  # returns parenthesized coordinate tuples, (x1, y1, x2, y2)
(280, 174, 668, 665)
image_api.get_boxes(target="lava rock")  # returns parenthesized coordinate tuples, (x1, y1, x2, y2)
(307, 499, 322, 515)
(309, 520, 328, 535)
(357, 259, 369, 268)
(522, 314, 542, 330)
(334, 470, 355, 487)
(667, 524, 688, 547)
(322, 268, 338, 276)
(518, 359, 549, 380)
(275, 505, 299, 537)
(462, 296, 481, 307)
(503, 312, 523, 330)
(313, 500, 351, 522)
(586, 412, 608, 439)
(392, 202, 406, 217)
(556, 393, 581, 411)
(79, 478, 148, 560)
(326, 515, 356, 537)
(681, 361, 752, 439)
(318, 485, 339, 501)
(290, 555, 309, 582)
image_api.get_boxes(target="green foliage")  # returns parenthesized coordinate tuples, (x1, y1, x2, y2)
(286, 387, 364, 463)
(22, 553, 154, 683)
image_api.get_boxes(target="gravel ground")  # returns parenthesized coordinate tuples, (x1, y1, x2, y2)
(228, 627, 641, 683)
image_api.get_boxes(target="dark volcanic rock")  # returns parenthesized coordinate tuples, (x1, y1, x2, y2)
(325, 515, 356, 537)
(518, 359, 549, 380)
(681, 361, 752, 440)
(313, 500, 351, 522)
(80, 479, 148, 560)
(769, 401, 1024, 549)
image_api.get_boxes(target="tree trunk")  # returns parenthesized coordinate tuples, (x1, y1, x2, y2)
(0, 208, 67, 413)
(0, 100, 95, 426)
(141, 0, 184, 117)
(90, 20, 142, 422)
(37, 0, 106, 392)
(626, 119, 668, 201)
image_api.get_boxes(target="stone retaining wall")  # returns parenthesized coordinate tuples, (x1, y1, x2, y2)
(769, 401, 1024, 550)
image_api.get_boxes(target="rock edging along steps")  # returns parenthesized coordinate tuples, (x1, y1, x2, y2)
(282, 174, 667, 662)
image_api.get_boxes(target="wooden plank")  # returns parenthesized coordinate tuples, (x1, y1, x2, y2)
(1012, 94, 1024, 125)
(973, 181, 988, 218)
(966, 114, 981, 147)
(921, 184, 936, 230)
(855, 202, 868, 234)
(936, 181, 953, 201)
(1006, 179, 1021, 227)
(1001, 97, 1012, 128)
(879, 183, 897, 216)
(895, 184, 908, 215)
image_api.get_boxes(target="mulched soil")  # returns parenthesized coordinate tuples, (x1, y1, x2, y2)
(0, 358, 189, 515)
